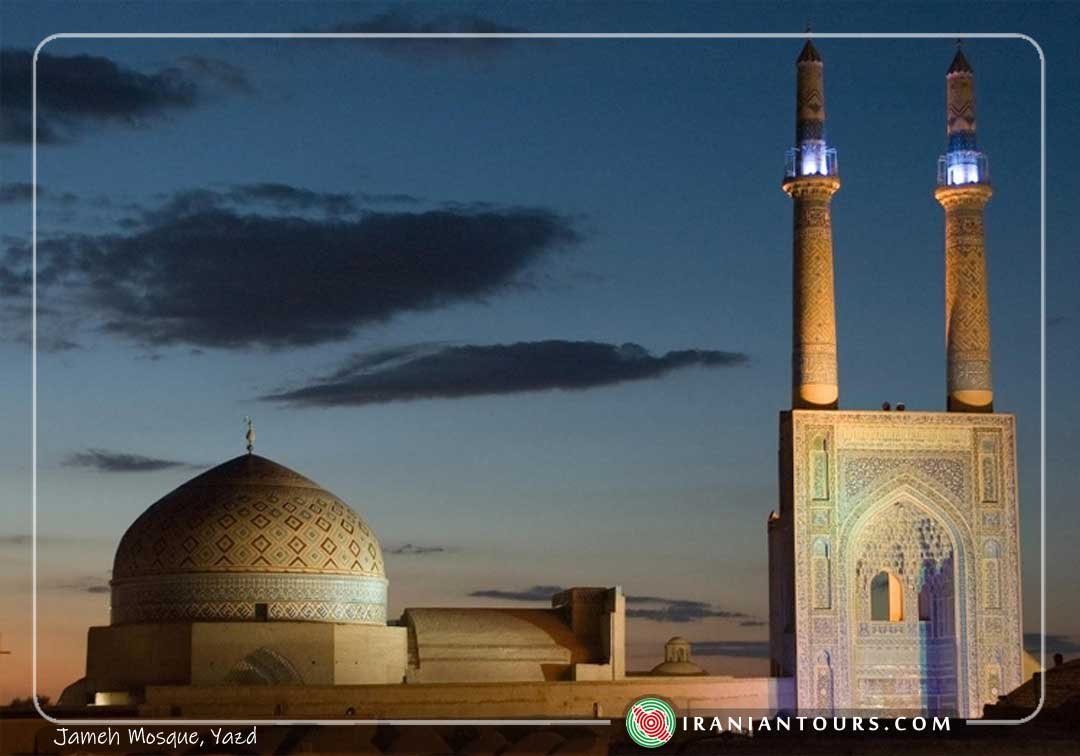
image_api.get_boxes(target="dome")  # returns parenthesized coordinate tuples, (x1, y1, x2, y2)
(650, 659, 707, 676)
(650, 636, 707, 677)
(110, 454, 387, 625)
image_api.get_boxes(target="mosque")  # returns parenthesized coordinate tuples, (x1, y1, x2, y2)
(58, 42, 1025, 721)
(766, 41, 1025, 718)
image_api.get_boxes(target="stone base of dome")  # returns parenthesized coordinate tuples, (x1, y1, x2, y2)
(110, 572, 387, 625)
(79, 620, 407, 704)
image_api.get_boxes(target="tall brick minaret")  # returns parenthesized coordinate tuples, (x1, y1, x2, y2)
(935, 44, 994, 412)
(782, 40, 841, 410)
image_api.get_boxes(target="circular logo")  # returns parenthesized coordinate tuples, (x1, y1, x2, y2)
(625, 696, 676, 748)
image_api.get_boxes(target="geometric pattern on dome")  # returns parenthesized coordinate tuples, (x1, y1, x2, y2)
(110, 595, 387, 625)
(112, 454, 384, 580)
(109, 571, 388, 625)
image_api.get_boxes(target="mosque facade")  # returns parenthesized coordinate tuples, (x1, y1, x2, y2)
(768, 42, 1024, 718)
(61, 42, 1023, 722)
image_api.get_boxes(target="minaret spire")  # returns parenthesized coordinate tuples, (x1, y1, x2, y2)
(934, 43, 994, 412)
(783, 39, 840, 409)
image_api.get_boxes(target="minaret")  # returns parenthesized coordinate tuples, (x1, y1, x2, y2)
(934, 44, 994, 412)
(782, 40, 840, 410)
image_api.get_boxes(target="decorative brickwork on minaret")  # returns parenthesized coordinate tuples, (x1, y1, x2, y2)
(935, 46, 993, 412)
(783, 40, 840, 410)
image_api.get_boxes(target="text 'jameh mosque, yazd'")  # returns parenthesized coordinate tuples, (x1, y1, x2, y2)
(59, 41, 1030, 720)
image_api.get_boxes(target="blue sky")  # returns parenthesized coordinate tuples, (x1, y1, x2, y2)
(0, 1, 1075, 700)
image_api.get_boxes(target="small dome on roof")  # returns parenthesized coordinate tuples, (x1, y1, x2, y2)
(650, 636, 707, 676)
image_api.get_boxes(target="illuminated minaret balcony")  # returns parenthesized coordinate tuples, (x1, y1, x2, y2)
(938, 148, 989, 186)
(784, 143, 838, 179)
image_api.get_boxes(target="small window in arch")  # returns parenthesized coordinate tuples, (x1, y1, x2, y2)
(870, 571, 903, 622)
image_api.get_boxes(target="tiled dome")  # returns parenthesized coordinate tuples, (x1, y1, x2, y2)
(110, 454, 387, 625)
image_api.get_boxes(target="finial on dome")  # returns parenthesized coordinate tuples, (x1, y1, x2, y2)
(244, 416, 255, 454)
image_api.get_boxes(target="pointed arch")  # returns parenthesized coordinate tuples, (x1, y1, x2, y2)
(836, 475, 972, 715)
(838, 473, 975, 565)
(223, 647, 303, 685)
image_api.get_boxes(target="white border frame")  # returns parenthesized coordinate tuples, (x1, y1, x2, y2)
(30, 31, 1046, 728)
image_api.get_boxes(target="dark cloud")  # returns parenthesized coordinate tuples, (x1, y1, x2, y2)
(226, 183, 356, 215)
(690, 641, 770, 659)
(0, 182, 33, 204)
(36, 335, 81, 352)
(324, 10, 522, 61)
(0, 534, 111, 548)
(0, 291, 84, 352)
(626, 595, 754, 624)
(44, 575, 110, 594)
(62, 448, 195, 473)
(138, 185, 359, 218)
(469, 585, 565, 602)
(360, 191, 423, 206)
(387, 543, 448, 556)
(173, 55, 253, 93)
(0, 182, 77, 206)
(264, 341, 748, 407)
(1026, 633, 1080, 655)
(467, 586, 758, 625)
(219, 183, 419, 215)
(7, 190, 576, 349)
(0, 248, 30, 297)
(0, 48, 251, 144)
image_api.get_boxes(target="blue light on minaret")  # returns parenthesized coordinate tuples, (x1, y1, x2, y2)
(784, 40, 838, 179)
(938, 44, 989, 186)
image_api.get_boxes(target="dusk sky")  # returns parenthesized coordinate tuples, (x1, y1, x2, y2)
(1, 1, 1075, 704)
